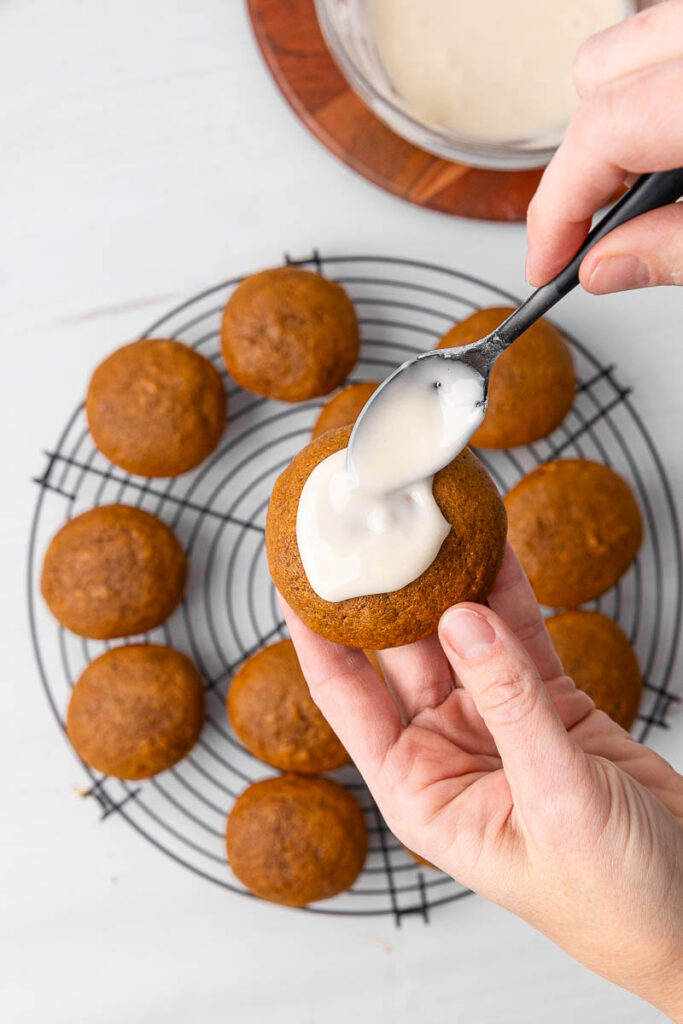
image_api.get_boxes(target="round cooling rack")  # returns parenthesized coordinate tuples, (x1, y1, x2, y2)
(28, 252, 682, 924)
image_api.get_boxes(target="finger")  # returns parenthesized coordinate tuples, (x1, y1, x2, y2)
(279, 596, 402, 778)
(377, 634, 454, 722)
(486, 544, 563, 682)
(545, 675, 595, 731)
(579, 203, 683, 293)
(413, 659, 594, 760)
(569, 713, 683, 820)
(573, 1, 683, 98)
(526, 59, 683, 286)
(438, 604, 589, 811)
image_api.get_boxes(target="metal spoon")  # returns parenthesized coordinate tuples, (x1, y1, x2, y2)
(348, 168, 683, 474)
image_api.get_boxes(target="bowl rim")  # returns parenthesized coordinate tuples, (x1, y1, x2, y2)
(312, 0, 558, 170)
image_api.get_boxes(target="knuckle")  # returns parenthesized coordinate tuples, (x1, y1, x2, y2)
(572, 35, 598, 95)
(377, 729, 414, 790)
(570, 80, 641, 170)
(566, 95, 599, 145)
(636, 2, 667, 35)
(562, 94, 616, 170)
(478, 669, 538, 725)
(307, 666, 356, 705)
(549, 674, 595, 721)
(513, 613, 546, 648)
(523, 759, 595, 845)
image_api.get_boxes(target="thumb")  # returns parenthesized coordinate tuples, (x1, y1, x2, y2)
(580, 203, 683, 294)
(438, 603, 587, 811)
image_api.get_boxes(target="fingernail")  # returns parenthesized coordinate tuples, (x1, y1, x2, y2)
(441, 608, 496, 660)
(587, 255, 650, 294)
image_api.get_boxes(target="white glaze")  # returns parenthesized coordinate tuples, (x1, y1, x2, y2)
(348, 358, 485, 493)
(296, 358, 485, 602)
(374, 0, 628, 141)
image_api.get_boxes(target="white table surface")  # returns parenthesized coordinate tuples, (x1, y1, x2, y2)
(1, 3, 682, 1022)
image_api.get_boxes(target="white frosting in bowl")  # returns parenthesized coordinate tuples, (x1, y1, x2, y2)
(373, 0, 629, 141)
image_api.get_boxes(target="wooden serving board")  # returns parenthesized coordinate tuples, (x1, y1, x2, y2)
(247, 0, 544, 221)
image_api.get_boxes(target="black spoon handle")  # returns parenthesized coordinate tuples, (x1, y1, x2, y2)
(493, 167, 683, 350)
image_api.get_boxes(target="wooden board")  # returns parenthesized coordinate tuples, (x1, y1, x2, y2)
(247, 0, 544, 221)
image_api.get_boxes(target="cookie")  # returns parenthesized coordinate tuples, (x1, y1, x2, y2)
(505, 459, 642, 607)
(227, 639, 349, 773)
(436, 307, 575, 447)
(226, 775, 367, 905)
(266, 425, 507, 648)
(220, 267, 360, 402)
(311, 381, 380, 440)
(66, 645, 205, 779)
(86, 338, 227, 476)
(546, 611, 642, 730)
(41, 505, 187, 639)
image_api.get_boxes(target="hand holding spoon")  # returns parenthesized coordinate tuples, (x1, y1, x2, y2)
(347, 168, 683, 481)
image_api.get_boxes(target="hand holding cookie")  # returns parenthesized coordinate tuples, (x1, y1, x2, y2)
(282, 545, 683, 1020)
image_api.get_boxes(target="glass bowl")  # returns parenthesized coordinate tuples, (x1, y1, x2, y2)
(314, 0, 643, 170)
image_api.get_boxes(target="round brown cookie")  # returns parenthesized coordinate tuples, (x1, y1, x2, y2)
(226, 775, 367, 905)
(546, 611, 642, 730)
(220, 267, 360, 402)
(436, 307, 575, 448)
(41, 505, 187, 639)
(311, 381, 380, 440)
(227, 639, 349, 773)
(505, 459, 642, 607)
(266, 425, 507, 649)
(66, 645, 205, 779)
(86, 338, 227, 477)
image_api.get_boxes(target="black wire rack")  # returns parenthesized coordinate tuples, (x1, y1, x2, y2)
(28, 252, 682, 924)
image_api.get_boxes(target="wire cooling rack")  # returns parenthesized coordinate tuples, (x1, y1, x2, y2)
(28, 252, 682, 924)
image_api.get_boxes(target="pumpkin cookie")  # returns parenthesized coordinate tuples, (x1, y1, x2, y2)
(66, 645, 204, 779)
(266, 425, 507, 649)
(221, 267, 359, 402)
(227, 639, 349, 773)
(226, 775, 367, 905)
(41, 505, 186, 639)
(547, 610, 642, 730)
(505, 459, 642, 607)
(86, 338, 226, 476)
(311, 381, 380, 440)
(436, 307, 575, 448)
